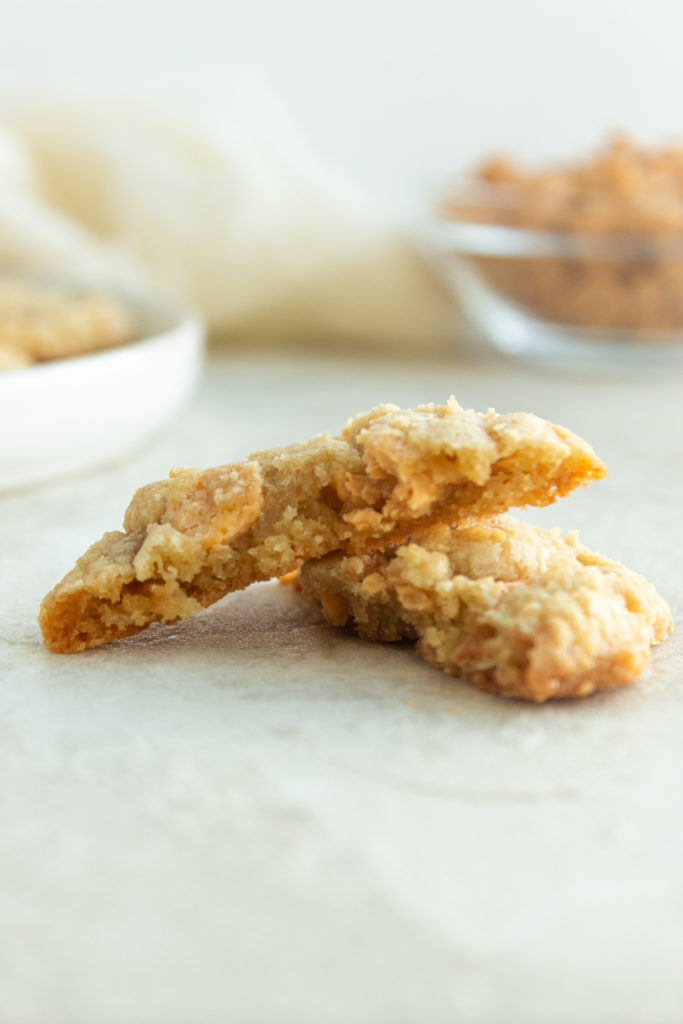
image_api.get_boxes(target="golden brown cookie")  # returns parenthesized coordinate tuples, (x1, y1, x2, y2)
(299, 516, 672, 701)
(40, 399, 606, 654)
(0, 281, 131, 367)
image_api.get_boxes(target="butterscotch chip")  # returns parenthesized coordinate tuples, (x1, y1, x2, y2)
(39, 399, 606, 654)
(445, 136, 683, 332)
(299, 516, 672, 702)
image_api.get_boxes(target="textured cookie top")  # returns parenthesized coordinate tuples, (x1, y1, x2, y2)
(300, 516, 672, 702)
(341, 399, 605, 529)
(39, 399, 606, 654)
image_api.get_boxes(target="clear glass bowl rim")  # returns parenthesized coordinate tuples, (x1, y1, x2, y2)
(436, 175, 683, 260)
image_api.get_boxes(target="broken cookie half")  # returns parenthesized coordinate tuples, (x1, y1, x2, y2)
(39, 398, 605, 653)
(299, 516, 672, 702)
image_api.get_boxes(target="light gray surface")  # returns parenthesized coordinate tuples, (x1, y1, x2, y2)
(1, 347, 682, 1024)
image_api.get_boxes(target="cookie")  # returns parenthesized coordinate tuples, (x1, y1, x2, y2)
(39, 399, 606, 653)
(299, 516, 672, 701)
(0, 280, 131, 366)
(0, 340, 32, 371)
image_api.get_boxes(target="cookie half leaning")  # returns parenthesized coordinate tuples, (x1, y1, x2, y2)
(299, 515, 672, 702)
(40, 398, 606, 653)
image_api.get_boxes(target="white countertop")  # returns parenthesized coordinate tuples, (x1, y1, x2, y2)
(2, 345, 682, 1024)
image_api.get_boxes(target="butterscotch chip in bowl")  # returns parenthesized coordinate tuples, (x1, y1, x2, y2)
(437, 136, 683, 368)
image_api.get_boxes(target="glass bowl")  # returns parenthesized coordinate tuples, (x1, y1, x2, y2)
(432, 176, 683, 370)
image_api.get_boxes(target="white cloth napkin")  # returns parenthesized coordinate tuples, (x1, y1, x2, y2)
(0, 89, 453, 346)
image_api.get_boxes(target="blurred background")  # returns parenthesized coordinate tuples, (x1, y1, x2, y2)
(2, 0, 683, 210)
(4, 0, 683, 480)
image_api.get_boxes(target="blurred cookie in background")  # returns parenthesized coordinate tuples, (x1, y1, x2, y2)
(0, 278, 133, 372)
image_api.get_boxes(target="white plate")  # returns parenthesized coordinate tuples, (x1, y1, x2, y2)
(0, 294, 203, 492)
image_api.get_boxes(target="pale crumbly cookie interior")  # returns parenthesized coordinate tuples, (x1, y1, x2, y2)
(39, 398, 606, 654)
(0, 280, 132, 370)
(299, 515, 672, 702)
